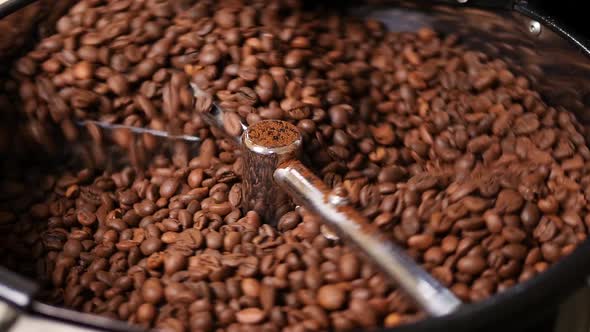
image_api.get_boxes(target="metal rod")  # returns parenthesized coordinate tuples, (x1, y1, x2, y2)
(273, 160, 463, 316)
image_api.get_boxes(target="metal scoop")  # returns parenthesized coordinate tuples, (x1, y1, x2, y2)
(241, 119, 462, 316)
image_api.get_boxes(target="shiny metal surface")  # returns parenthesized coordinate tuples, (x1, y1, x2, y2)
(0, 301, 19, 331)
(0, 267, 37, 308)
(274, 159, 463, 316)
(241, 120, 303, 225)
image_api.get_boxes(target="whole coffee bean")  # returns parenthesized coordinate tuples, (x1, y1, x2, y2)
(206, 231, 222, 249)
(501, 226, 527, 243)
(278, 211, 301, 232)
(502, 244, 528, 260)
(495, 190, 524, 214)
(73, 61, 94, 80)
(483, 211, 503, 233)
(241, 278, 260, 297)
(63, 239, 83, 257)
(77, 210, 97, 226)
(339, 253, 360, 281)
(236, 308, 266, 324)
(164, 252, 187, 275)
(457, 256, 487, 275)
(140, 238, 162, 256)
(317, 285, 346, 310)
(160, 178, 180, 198)
(142, 278, 164, 304)
(407, 234, 434, 250)
(137, 303, 156, 323)
(541, 242, 561, 262)
(135, 200, 156, 217)
(521, 202, 540, 229)
(441, 235, 459, 253)
(223, 112, 244, 137)
(199, 45, 221, 65)
(107, 74, 129, 96)
(329, 105, 350, 129)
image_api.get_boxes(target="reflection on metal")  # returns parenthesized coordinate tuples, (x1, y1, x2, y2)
(0, 301, 18, 331)
(320, 225, 341, 241)
(328, 193, 350, 206)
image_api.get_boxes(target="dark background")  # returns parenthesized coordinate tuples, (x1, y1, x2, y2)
(531, 0, 585, 38)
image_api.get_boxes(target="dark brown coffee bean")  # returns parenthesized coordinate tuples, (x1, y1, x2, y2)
(501, 226, 527, 243)
(534, 217, 558, 243)
(236, 308, 266, 324)
(77, 210, 97, 226)
(457, 256, 487, 275)
(240, 278, 260, 298)
(63, 239, 83, 257)
(140, 238, 162, 256)
(541, 242, 561, 262)
(538, 196, 558, 214)
(495, 190, 524, 214)
(137, 303, 156, 323)
(223, 111, 244, 137)
(164, 252, 187, 275)
(521, 202, 540, 229)
(142, 278, 164, 304)
(73, 61, 94, 80)
(107, 74, 129, 96)
(483, 211, 503, 233)
(206, 231, 223, 249)
(278, 211, 301, 232)
(160, 178, 180, 198)
(502, 244, 528, 260)
(339, 253, 360, 281)
(223, 231, 241, 252)
(407, 234, 434, 250)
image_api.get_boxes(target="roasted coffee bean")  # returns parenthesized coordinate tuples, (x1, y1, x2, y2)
(140, 238, 162, 256)
(457, 256, 487, 275)
(142, 278, 164, 304)
(339, 253, 360, 281)
(317, 284, 346, 310)
(236, 308, 266, 324)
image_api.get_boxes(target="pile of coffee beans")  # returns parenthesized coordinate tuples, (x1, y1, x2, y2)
(1, 0, 590, 331)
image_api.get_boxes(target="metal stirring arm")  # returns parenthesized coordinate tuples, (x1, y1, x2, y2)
(240, 119, 463, 316)
(274, 160, 462, 316)
(0, 266, 143, 332)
